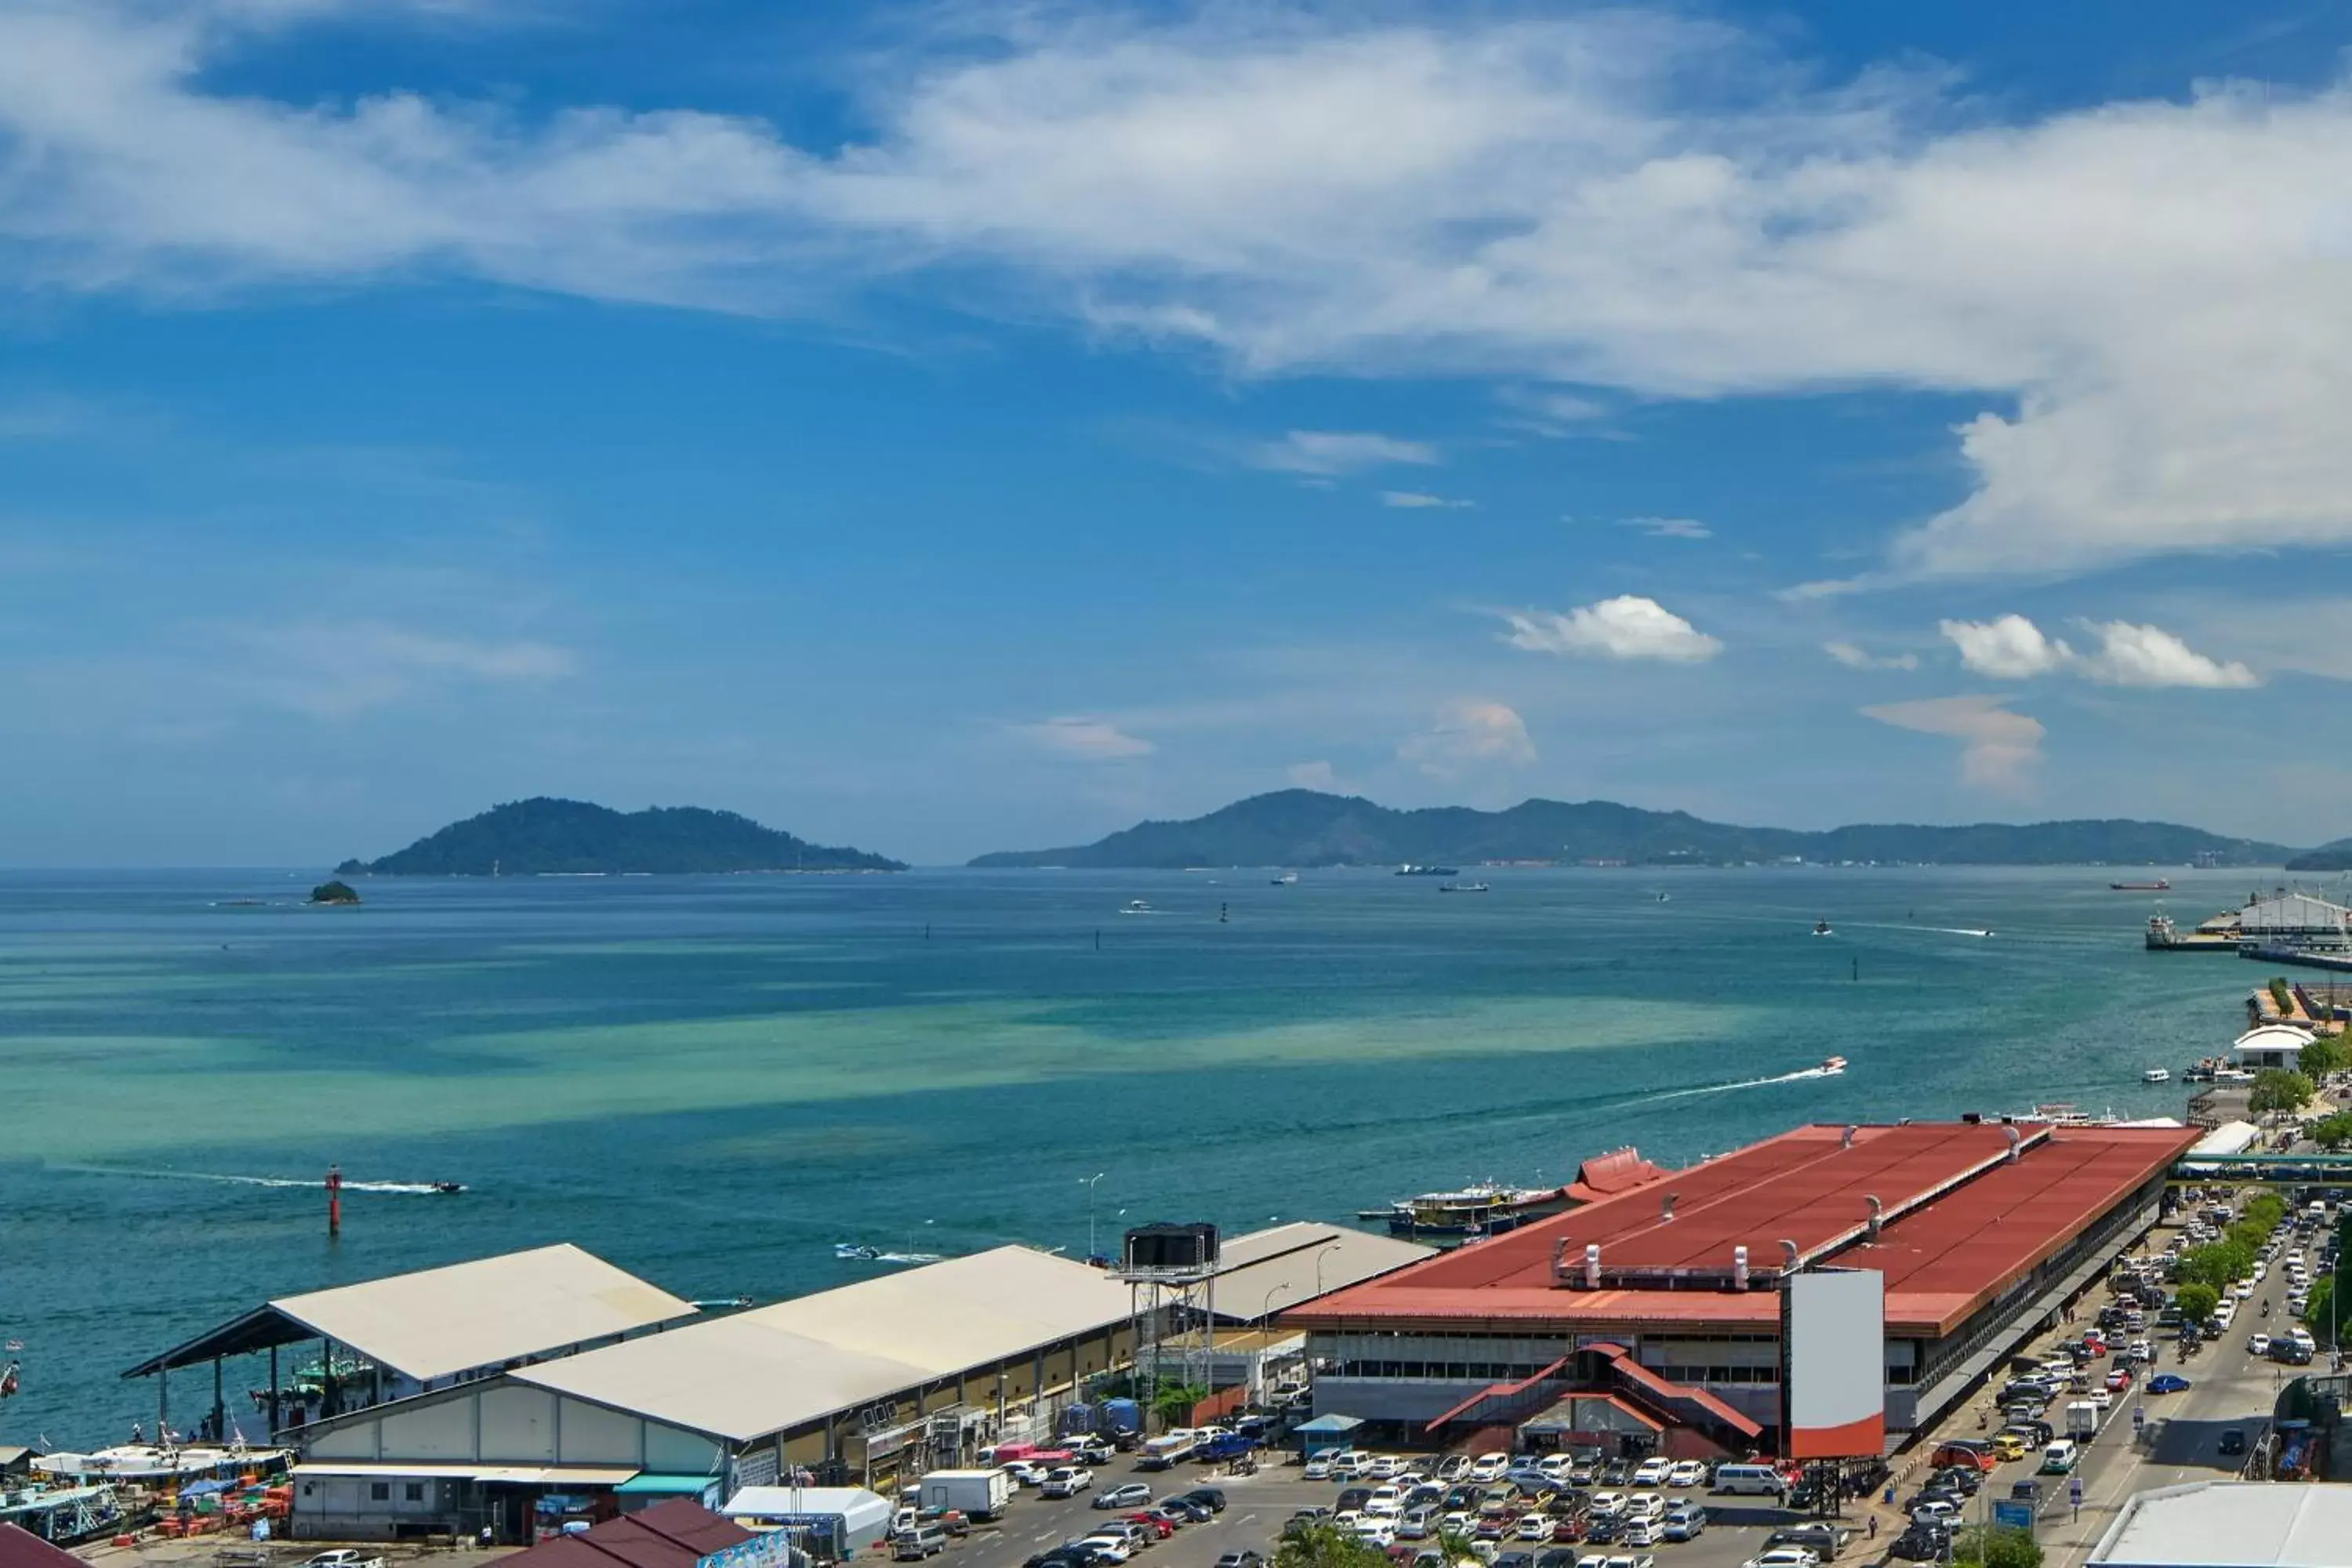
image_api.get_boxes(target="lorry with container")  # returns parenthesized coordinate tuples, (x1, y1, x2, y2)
(2065, 1401, 2100, 1440)
(919, 1470, 1014, 1522)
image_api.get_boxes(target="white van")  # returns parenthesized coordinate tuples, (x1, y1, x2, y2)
(1713, 1464, 1786, 1496)
(2038, 1440, 2080, 1475)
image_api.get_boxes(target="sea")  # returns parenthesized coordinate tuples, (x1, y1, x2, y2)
(0, 864, 2287, 1450)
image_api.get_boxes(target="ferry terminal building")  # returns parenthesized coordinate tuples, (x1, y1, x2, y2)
(1283, 1120, 2201, 1454)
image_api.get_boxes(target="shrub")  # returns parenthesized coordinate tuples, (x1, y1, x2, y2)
(2251, 1069, 2315, 1114)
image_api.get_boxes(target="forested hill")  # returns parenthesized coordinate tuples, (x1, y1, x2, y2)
(968, 790, 2292, 869)
(339, 798, 905, 875)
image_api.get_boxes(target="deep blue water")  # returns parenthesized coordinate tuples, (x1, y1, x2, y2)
(0, 865, 2273, 1447)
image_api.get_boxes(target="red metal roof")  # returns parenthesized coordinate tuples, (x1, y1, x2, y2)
(1563, 1147, 1671, 1204)
(1290, 1121, 2201, 1338)
(495, 1501, 753, 1568)
(0, 1526, 84, 1568)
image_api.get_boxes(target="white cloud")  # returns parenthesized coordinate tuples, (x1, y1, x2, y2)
(1940, 614, 2074, 678)
(1860, 694, 2044, 794)
(1824, 641, 1918, 671)
(1287, 760, 1339, 789)
(1397, 698, 1535, 779)
(1940, 612, 2258, 688)
(1013, 716, 1156, 759)
(2076, 620, 2259, 688)
(1381, 490, 1473, 510)
(237, 620, 575, 718)
(1252, 430, 1437, 476)
(1625, 516, 1711, 539)
(1501, 595, 1722, 663)
(21, 9, 2352, 575)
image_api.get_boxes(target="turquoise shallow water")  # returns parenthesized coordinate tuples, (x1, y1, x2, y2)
(0, 865, 2272, 1447)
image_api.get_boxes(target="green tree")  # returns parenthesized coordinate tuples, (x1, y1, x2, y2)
(2175, 1281, 2220, 1325)
(2298, 1033, 2347, 1077)
(2270, 977, 2295, 1014)
(2306, 1276, 2336, 1345)
(2312, 1113, 2352, 1152)
(1955, 1526, 2044, 1568)
(2250, 1069, 2316, 1114)
(1434, 1530, 1481, 1566)
(1276, 1523, 1396, 1568)
(1148, 1381, 1208, 1426)
(2243, 1192, 2288, 1230)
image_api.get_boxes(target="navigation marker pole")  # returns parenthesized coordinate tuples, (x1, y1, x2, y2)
(327, 1163, 343, 1237)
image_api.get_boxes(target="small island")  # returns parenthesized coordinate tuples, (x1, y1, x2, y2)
(307, 880, 363, 906)
(337, 797, 906, 877)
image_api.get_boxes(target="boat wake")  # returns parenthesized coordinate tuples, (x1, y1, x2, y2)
(1639, 1062, 1849, 1106)
(833, 1243, 944, 1265)
(53, 1165, 458, 1195)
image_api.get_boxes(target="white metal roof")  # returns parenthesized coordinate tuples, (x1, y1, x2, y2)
(723, 1488, 891, 1526)
(2234, 1025, 2314, 1058)
(1203, 1223, 1434, 1317)
(739, 1247, 1136, 1377)
(515, 1246, 1134, 1443)
(2091, 1482, 2352, 1568)
(270, 1243, 697, 1382)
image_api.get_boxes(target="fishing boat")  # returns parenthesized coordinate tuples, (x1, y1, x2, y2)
(2143, 1067, 2172, 1083)
(1439, 881, 1490, 894)
(1819, 1056, 1848, 1075)
(1374, 1181, 1570, 1241)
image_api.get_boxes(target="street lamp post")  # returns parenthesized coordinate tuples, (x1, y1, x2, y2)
(1313, 1243, 1344, 1298)
(1261, 1282, 1295, 1324)
(1083, 1172, 1106, 1261)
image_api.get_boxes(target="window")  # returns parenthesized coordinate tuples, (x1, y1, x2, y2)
(405, 1484, 424, 1503)
(370, 1483, 390, 1502)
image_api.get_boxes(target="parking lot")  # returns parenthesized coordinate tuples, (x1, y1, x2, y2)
(937, 1454, 1835, 1568)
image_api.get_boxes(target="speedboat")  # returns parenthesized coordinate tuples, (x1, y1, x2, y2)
(1119, 899, 1152, 915)
(2143, 1068, 2172, 1083)
(1813, 920, 1833, 937)
(1439, 881, 1490, 894)
(429, 1181, 465, 1195)
(1271, 873, 1298, 885)
(1819, 1056, 1848, 1075)
(835, 1243, 882, 1261)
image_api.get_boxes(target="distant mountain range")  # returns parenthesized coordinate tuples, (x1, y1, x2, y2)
(967, 790, 2294, 869)
(339, 797, 905, 876)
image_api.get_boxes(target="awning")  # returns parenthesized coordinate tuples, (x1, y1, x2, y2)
(617, 1475, 723, 1496)
(291, 1464, 640, 1486)
(1293, 1414, 1365, 1434)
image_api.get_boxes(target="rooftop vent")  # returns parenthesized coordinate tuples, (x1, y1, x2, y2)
(1733, 1244, 1750, 1290)
(1841, 1125, 1858, 1151)
(1866, 1194, 1884, 1240)
(2003, 1125, 2023, 1163)
(1780, 1238, 1800, 1272)
(1660, 1191, 1679, 1224)
(1584, 1243, 1602, 1290)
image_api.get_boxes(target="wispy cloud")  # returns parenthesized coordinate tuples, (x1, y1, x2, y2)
(1824, 641, 1919, 671)
(1012, 716, 1156, 760)
(1501, 595, 1722, 663)
(1624, 516, 1711, 539)
(1381, 490, 1473, 510)
(1251, 430, 1437, 476)
(1396, 698, 1534, 779)
(232, 620, 576, 719)
(1860, 694, 2044, 794)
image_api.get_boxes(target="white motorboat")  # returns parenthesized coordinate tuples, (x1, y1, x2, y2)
(2143, 1067, 2172, 1083)
(1819, 1055, 1848, 1075)
(1271, 873, 1298, 885)
(1813, 920, 1834, 937)
(1119, 900, 1152, 915)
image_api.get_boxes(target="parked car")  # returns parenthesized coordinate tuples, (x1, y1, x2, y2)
(1664, 1461, 1706, 1488)
(1661, 1507, 1706, 1544)
(1742, 1551, 1820, 1568)
(1097, 1485, 1152, 1511)
(2218, 1430, 2248, 1457)
(1041, 1467, 1095, 1498)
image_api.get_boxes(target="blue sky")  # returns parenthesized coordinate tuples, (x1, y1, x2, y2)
(4, 0, 2351, 866)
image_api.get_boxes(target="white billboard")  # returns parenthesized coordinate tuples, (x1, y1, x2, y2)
(1784, 1269, 1885, 1459)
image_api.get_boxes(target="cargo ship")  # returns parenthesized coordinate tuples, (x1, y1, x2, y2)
(2111, 879, 2172, 891)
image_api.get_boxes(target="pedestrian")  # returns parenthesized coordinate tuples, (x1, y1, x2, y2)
(1869, 1517, 1879, 1541)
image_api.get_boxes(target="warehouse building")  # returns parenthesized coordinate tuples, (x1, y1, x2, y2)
(1285, 1119, 2201, 1452)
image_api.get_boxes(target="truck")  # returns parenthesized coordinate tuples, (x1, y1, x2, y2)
(918, 1470, 1014, 1522)
(1137, 1431, 1199, 1471)
(2064, 1400, 2100, 1440)
(1194, 1432, 1259, 1463)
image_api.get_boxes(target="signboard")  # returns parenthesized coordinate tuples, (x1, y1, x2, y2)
(1992, 1501, 2035, 1534)
(1782, 1269, 1887, 1459)
(733, 1448, 781, 1493)
(2070, 1478, 2083, 1509)
(699, 1530, 800, 1568)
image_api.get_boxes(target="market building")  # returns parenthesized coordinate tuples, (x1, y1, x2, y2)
(1284, 1119, 2201, 1454)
